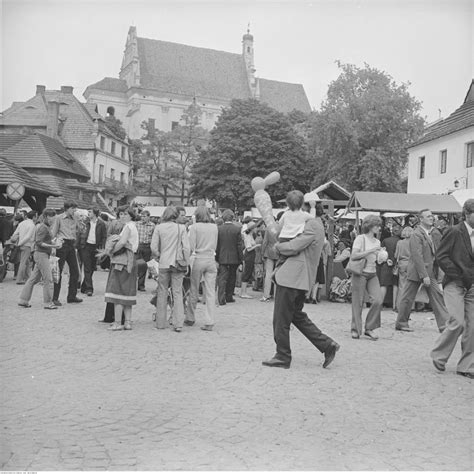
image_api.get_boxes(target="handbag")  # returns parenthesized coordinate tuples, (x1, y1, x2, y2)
(173, 223, 189, 272)
(346, 236, 366, 276)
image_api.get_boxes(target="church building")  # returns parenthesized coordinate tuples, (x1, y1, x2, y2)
(84, 26, 312, 140)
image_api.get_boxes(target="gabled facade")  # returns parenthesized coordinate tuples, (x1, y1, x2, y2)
(407, 80, 474, 194)
(0, 133, 108, 211)
(0, 86, 132, 208)
(83, 26, 312, 140)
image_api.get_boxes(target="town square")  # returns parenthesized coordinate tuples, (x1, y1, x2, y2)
(1, 0, 473, 471)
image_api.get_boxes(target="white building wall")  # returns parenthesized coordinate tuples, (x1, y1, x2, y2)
(407, 127, 474, 194)
(94, 135, 130, 184)
(86, 90, 223, 140)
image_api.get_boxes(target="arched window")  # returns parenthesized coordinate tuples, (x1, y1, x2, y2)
(106, 106, 115, 117)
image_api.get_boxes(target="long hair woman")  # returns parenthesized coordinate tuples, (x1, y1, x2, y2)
(185, 206, 218, 331)
(350, 215, 385, 341)
(104, 206, 139, 331)
(151, 206, 190, 332)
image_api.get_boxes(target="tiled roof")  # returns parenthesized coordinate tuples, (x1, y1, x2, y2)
(0, 155, 61, 196)
(258, 78, 311, 114)
(41, 175, 108, 211)
(0, 133, 29, 153)
(137, 37, 252, 101)
(0, 89, 126, 150)
(411, 81, 474, 147)
(85, 77, 128, 93)
(1, 133, 90, 178)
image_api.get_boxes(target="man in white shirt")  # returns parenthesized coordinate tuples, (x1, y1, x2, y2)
(12, 211, 37, 284)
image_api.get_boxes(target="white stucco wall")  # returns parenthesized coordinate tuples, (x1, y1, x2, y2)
(86, 90, 223, 140)
(407, 127, 474, 194)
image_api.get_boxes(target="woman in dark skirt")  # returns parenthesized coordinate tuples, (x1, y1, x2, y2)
(102, 206, 139, 331)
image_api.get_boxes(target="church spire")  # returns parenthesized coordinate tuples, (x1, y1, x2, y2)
(242, 26, 257, 98)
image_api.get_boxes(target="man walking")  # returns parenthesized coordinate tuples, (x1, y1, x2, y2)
(431, 199, 474, 379)
(51, 201, 82, 305)
(216, 210, 243, 305)
(135, 210, 155, 291)
(262, 192, 340, 369)
(80, 207, 106, 296)
(396, 209, 448, 332)
(11, 210, 36, 285)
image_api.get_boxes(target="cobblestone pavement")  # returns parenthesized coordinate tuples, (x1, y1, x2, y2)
(1, 270, 472, 471)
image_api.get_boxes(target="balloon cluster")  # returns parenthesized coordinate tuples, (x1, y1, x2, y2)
(251, 171, 280, 236)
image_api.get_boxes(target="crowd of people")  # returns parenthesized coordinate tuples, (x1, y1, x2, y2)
(0, 194, 472, 377)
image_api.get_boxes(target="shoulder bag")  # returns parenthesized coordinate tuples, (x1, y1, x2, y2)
(174, 223, 189, 272)
(346, 236, 366, 276)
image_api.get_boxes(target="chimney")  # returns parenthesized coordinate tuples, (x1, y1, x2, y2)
(60, 86, 74, 94)
(36, 85, 46, 95)
(46, 101, 60, 138)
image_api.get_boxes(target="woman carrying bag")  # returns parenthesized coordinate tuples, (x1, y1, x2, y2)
(347, 215, 387, 341)
(151, 206, 190, 332)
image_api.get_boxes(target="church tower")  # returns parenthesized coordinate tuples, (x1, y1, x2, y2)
(242, 28, 258, 98)
(120, 26, 141, 88)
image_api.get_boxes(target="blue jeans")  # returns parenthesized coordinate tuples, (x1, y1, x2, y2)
(19, 252, 53, 306)
(351, 272, 383, 335)
(156, 268, 185, 329)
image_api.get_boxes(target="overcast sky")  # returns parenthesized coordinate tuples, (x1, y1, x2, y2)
(1, 0, 472, 122)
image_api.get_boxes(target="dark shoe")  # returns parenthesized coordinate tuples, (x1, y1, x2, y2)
(67, 297, 83, 303)
(432, 359, 445, 372)
(226, 298, 236, 303)
(53, 300, 62, 307)
(262, 357, 291, 369)
(138, 287, 146, 292)
(16, 282, 26, 285)
(98, 319, 110, 323)
(364, 330, 379, 341)
(323, 342, 340, 369)
(351, 331, 360, 339)
(174, 327, 182, 333)
(18, 302, 32, 308)
(456, 371, 474, 379)
(218, 301, 226, 306)
(395, 326, 414, 332)
(86, 291, 93, 297)
(201, 325, 214, 331)
(184, 320, 195, 326)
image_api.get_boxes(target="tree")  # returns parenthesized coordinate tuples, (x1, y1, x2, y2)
(308, 62, 425, 192)
(134, 123, 180, 206)
(190, 99, 312, 211)
(104, 115, 126, 140)
(168, 99, 209, 203)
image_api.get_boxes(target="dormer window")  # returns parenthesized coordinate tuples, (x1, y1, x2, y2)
(107, 106, 115, 117)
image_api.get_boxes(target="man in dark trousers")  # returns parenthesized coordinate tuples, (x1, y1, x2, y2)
(80, 207, 107, 296)
(431, 199, 474, 379)
(216, 209, 243, 305)
(51, 201, 82, 306)
(396, 208, 448, 332)
(262, 195, 340, 369)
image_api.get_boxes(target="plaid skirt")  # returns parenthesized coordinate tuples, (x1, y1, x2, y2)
(104, 257, 138, 306)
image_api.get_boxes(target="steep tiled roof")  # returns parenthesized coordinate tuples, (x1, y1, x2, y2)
(137, 37, 252, 101)
(0, 90, 126, 150)
(258, 78, 311, 114)
(0, 155, 60, 196)
(0, 133, 29, 153)
(411, 81, 474, 147)
(1, 133, 90, 178)
(86, 77, 128, 93)
(41, 175, 108, 211)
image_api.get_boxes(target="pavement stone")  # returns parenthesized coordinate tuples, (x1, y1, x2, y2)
(1, 269, 473, 470)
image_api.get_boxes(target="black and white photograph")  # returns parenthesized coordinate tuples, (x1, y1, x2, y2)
(0, 0, 473, 470)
